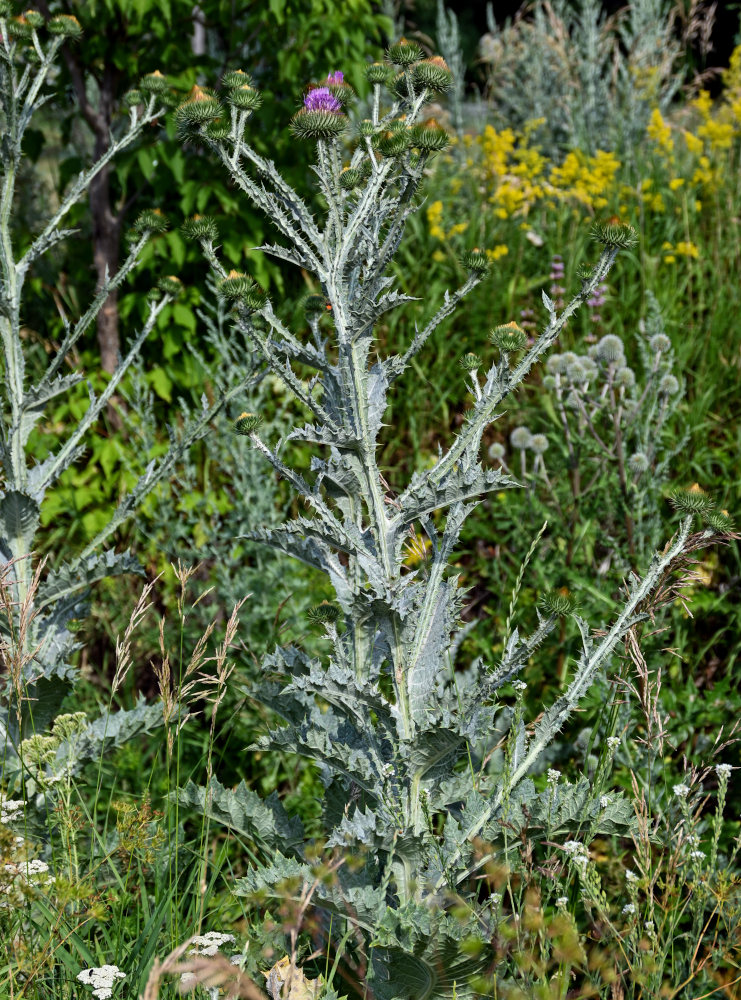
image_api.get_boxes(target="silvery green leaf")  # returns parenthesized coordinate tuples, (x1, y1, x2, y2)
(0, 489, 40, 561)
(34, 549, 143, 616)
(542, 288, 556, 313)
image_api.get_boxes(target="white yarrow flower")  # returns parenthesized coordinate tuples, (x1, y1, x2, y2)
(622, 904, 636, 915)
(715, 763, 732, 779)
(625, 869, 638, 883)
(673, 783, 690, 799)
(189, 931, 236, 957)
(77, 965, 126, 1000)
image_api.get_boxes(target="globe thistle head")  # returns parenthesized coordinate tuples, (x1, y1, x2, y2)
(546, 353, 564, 375)
(658, 373, 680, 396)
(615, 366, 636, 389)
(566, 361, 587, 385)
(530, 434, 549, 455)
(580, 357, 599, 381)
(596, 334, 624, 364)
(488, 442, 506, 461)
(628, 452, 650, 476)
(542, 374, 557, 390)
(649, 333, 671, 354)
(510, 427, 532, 450)
(565, 390, 581, 410)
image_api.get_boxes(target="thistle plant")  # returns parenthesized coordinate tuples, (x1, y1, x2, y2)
(176, 53, 724, 994)
(0, 15, 257, 801)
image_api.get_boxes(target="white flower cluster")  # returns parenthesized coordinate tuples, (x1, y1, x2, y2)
(189, 931, 236, 956)
(673, 783, 690, 799)
(715, 763, 732, 779)
(1, 796, 24, 824)
(599, 795, 610, 809)
(606, 737, 620, 751)
(622, 903, 636, 915)
(512, 680, 527, 693)
(555, 896, 568, 908)
(562, 840, 589, 873)
(3, 859, 54, 885)
(546, 769, 560, 784)
(625, 869, 639, 883)
(77, 965, 126, 1000)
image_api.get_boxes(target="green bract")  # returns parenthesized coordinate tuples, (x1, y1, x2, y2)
(181, 215, 219, 242)
(388, 37, 423, 66)
(289, 108, 346, 140)
(47, 12, 82, 37)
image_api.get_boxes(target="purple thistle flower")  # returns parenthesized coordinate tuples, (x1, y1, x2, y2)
(303, 87, 342, 112)
(326, 70, 344, 86)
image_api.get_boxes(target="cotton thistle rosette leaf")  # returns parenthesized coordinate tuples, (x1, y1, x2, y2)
(181, 215, 219, 242)
(459, 353, 482, 372)
(47, 12, 82, 36)
(668, 488, 714, 516)
(490, 322, 527, 352)
(234, 412, 262, 435)
(413, 55, 453, 92)
(291, 86, 346, 140)
(410, 117, 450, 152)
(387, 37, 424, 67)
(590, 220, 639, 250)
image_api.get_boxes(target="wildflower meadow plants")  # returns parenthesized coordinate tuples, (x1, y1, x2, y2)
(169, 47, 735, 998)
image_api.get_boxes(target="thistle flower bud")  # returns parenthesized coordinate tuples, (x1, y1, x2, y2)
(23, 9, 44, 28)
(459, 249, 489, 274)
(546, 354, 563, 375)
(388, 72, 414, 101)
(359, 119, 377, 138)
(668, 488, 714, 516)
(490, 322, 527, 352)
(222, 69, 252, 89)
(123, 90, 143, 108)
(140, 70, 169, 94)
(234, 412, 262, 434)
(228, 84, 262, 111)
(705, 509, 735, 534)
(542, 374, 557, 390)
(628, 452, 649, 475)
(566, 361, 587, 384)
(244, 285, 267, 311)
(47, 12, 82, 36)
(365, 62, 389, 85)
(459, 353, 482, 371)
(339, 167, 363, 190)
(307, 601, 340, 625)
(590, 220, 638, 250)
(658, 373, 680, 396)
(376, 124, 410, 157)
(649, 333, 671, 353)
(129, 208, 169, 239)
(510, 427, 532, 450)
(8, 14, 32, 36)
(290, 104, 346, 140)
(412, 56, 452, 92)
(596, 334, 624, 364)
(581, 357, 598, 380)
(218, 270, 256, 302)
(387, 37, 423, 67)
(540, 591, 575, 616)
(157, 275, 183, 297)
(615, 366, 635, 389)
(181, 215, 219, 242)
(175, 86, 223, 132)
(0, 1, 14, 15)
(303, 294, 329, 317)
(410, 118, 450, 153)
(530, 434, 549, 455)
(205, 120, 230, 140)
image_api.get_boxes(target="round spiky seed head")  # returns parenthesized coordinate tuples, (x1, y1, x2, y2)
(576, 263, 594, 282)
(413, 55, 452, 91)
(460, 248, 490, 274)
(459, 353, 482, 371)
(410, 118, 450, 152)
(218, 270, 255, 301)
(157, 275, 183, 297)
(175, 86, 222, 132)
(659, 373, 680, 396)
(303, 294, 329, 317)
(244, 285, 267, 310)
(289, 108, 346, 140)
(590, 220, 639, 250)
(130, 208, 169, 238)
(388, 37, 423, 67)
(234, 412, 262, 434)
(510, 426, 532, 450)
(366, 61, 390, 84)
(339, 167, 363, 190)
(358, 118, 377, 138)
(181, 215, 219, 242)
(543, 374, 557, 390)
(566, 361, 587, 384)
(23, 9, 43, 28)
(615, 366, 636, 389)
(488, 442, 505, 460)
(540, 590, 576, 616)
(705, 509, 735, 534)
(140, 70, 169, 94)
(205, 120, 230, 140)
(546, 353, 563, 375)
(669, 488, 715, 516)
(228, 84, 262, 111)
(490, 322, 527, 352)
(307, 601, 340, 625)
(629, 452, 650, 475)
(377, 126, 409, 157)
(123, 89, 143, 108)
(222, 69, 252, 89)
(48, 12, 81, 36)
(8, 14, 32, 35)
(530, 433, 549, 455)
(649, 333, 671, 353)
(596, 334, 624, 364)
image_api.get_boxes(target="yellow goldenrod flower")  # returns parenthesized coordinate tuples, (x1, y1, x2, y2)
(647, 108, 674, 152)
(669, 177, 684, 191)
(684, 131, 704, 155)
(485, 244, 509, 261)
(675, 241, 699, 258)
(692, 90, 713, 117)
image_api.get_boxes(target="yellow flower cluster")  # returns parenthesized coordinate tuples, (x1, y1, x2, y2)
(661, 240, 700, 263)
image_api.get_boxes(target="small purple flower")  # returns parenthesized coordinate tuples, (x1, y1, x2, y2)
(303, 87, 342, 112)
(326, 70, 344, 86)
